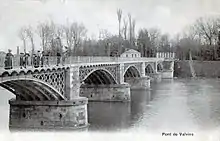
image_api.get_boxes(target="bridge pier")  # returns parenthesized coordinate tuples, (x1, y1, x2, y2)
(125, 76, 151, 89)
(161, 70, 174, 79)
(161, 61, 174, 79)
(9, 98, 88, 130)
(148, 72, 162, 82)
(80, 83, 131, 102)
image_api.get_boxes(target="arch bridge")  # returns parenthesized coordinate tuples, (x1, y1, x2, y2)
(0, 56, 175, 130)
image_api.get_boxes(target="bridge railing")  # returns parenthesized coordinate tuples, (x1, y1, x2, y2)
(68, 56, 163, 63)
(156, 52, 175, 59)
(0, 55, 165, 70)
(68, 56, 119, 63)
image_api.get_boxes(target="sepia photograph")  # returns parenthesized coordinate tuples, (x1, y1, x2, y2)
(0, 0, 220, 141)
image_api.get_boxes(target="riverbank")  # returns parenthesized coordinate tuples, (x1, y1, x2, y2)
(174, 60, 220, 78)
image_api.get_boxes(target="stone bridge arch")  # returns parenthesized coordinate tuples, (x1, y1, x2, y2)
(0, 77, 66, 101)
(123, 65, 141, 82)
(79, 66, 129, 102)
(79, 65, 118, 84)
(81, 68, 117, 85)
(145, 64, 155, 76)
(0, 66, 68, 100)
(157, 62, 163, 72)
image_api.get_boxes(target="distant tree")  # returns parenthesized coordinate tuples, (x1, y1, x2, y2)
(26, 26, 35, 56)
(128, 13, 132, 43)
(132, 19, 136, 41)
(158, 34, 172, 53)
(178, 38, 200, 60)
(127, 13, 136, 47)
(37, 22, 53, 51)
(137, 29, 151, 57)
(117, 9, 122, 38)
(50, 37, 63, 55)
(63, 22, 87, 56)
(192, 17, 220, 60)
(18, 26, 28, 53)
(217, 31, 220, 58)
(122, 18, 128, 40)
(193, 17, 219, 46)
(148, 28, 161, 56)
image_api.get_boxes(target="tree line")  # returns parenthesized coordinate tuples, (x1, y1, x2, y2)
(174, 16, 220, 61)
(17, 9, 220, 60)
(18, 20, 87, 56)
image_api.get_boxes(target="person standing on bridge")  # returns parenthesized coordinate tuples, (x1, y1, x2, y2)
(23, 53, 30, 68)
(40, 51, 45, 67)
(62, 46, 68, 65)
(33, 53, 39, 68)
(19, 53, 24, 69)
(45, 51, 49, 67)
(57, 51, 61, 66)
(36, 51, 41, 68)
(4, 49, 14, 70)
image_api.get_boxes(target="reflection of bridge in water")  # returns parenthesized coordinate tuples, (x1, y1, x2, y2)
(0, 54, 175, 130)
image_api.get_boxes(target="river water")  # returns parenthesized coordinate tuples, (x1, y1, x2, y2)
(1, 79, 220, 140)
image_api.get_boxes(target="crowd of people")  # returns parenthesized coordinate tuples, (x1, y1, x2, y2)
(4, 49, 67, 70)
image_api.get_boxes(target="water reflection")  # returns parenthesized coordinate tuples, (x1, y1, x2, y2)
(87, 89, 153, 132)
(130, 89, 151, 126)
(186, 79, 220, 131)
(88, 102, 131, 131)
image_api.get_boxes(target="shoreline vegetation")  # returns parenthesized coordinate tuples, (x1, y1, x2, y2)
(174, 60, 220, 78)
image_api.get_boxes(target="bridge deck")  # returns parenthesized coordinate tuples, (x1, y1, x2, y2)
(0, 56, 175, 74)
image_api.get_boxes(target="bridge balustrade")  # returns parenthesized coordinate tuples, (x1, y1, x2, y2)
(0, 55, 166, 70)
(156, 52, 175, 59)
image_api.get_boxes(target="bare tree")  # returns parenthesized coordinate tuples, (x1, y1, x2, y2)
(137, 28, 151, 57)
(63, 22, 87, 56)
(63, 24, 73, 55)
(117, 9, 122, 38)
(100, 29, 111, 39)
(158, 34, 171, 52)
(193, 17, 219, 46)
(37, 22, 51, 51)
(123, 18, 128, 40)
(37, 20, 63, 54)
(56, 24, 64, 38)
(26, 26, 35, 55)
(182, 25, 198, 40)
(192, 17, 220, 60)
(18, 27, 28, 53)
(128, 13, 132, 43)
(132, 19, 136, 44)
(148, 28, 160, 51)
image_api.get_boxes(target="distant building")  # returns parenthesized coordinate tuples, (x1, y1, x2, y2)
(120, 49, 141, 58)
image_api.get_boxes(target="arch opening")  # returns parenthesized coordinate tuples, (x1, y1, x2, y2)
(145, 64, 154, 75)
(0, 79, 65, 101)
(124, 66, 141, 82)
(83, 69, 117, 85)
(157, 63, 163, 72)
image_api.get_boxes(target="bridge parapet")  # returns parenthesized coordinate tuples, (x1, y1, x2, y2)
(0, 56, 165, 71)
(156, 52, 175, 59)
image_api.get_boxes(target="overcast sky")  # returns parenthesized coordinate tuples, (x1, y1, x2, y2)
(0, 0, 220, 53)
